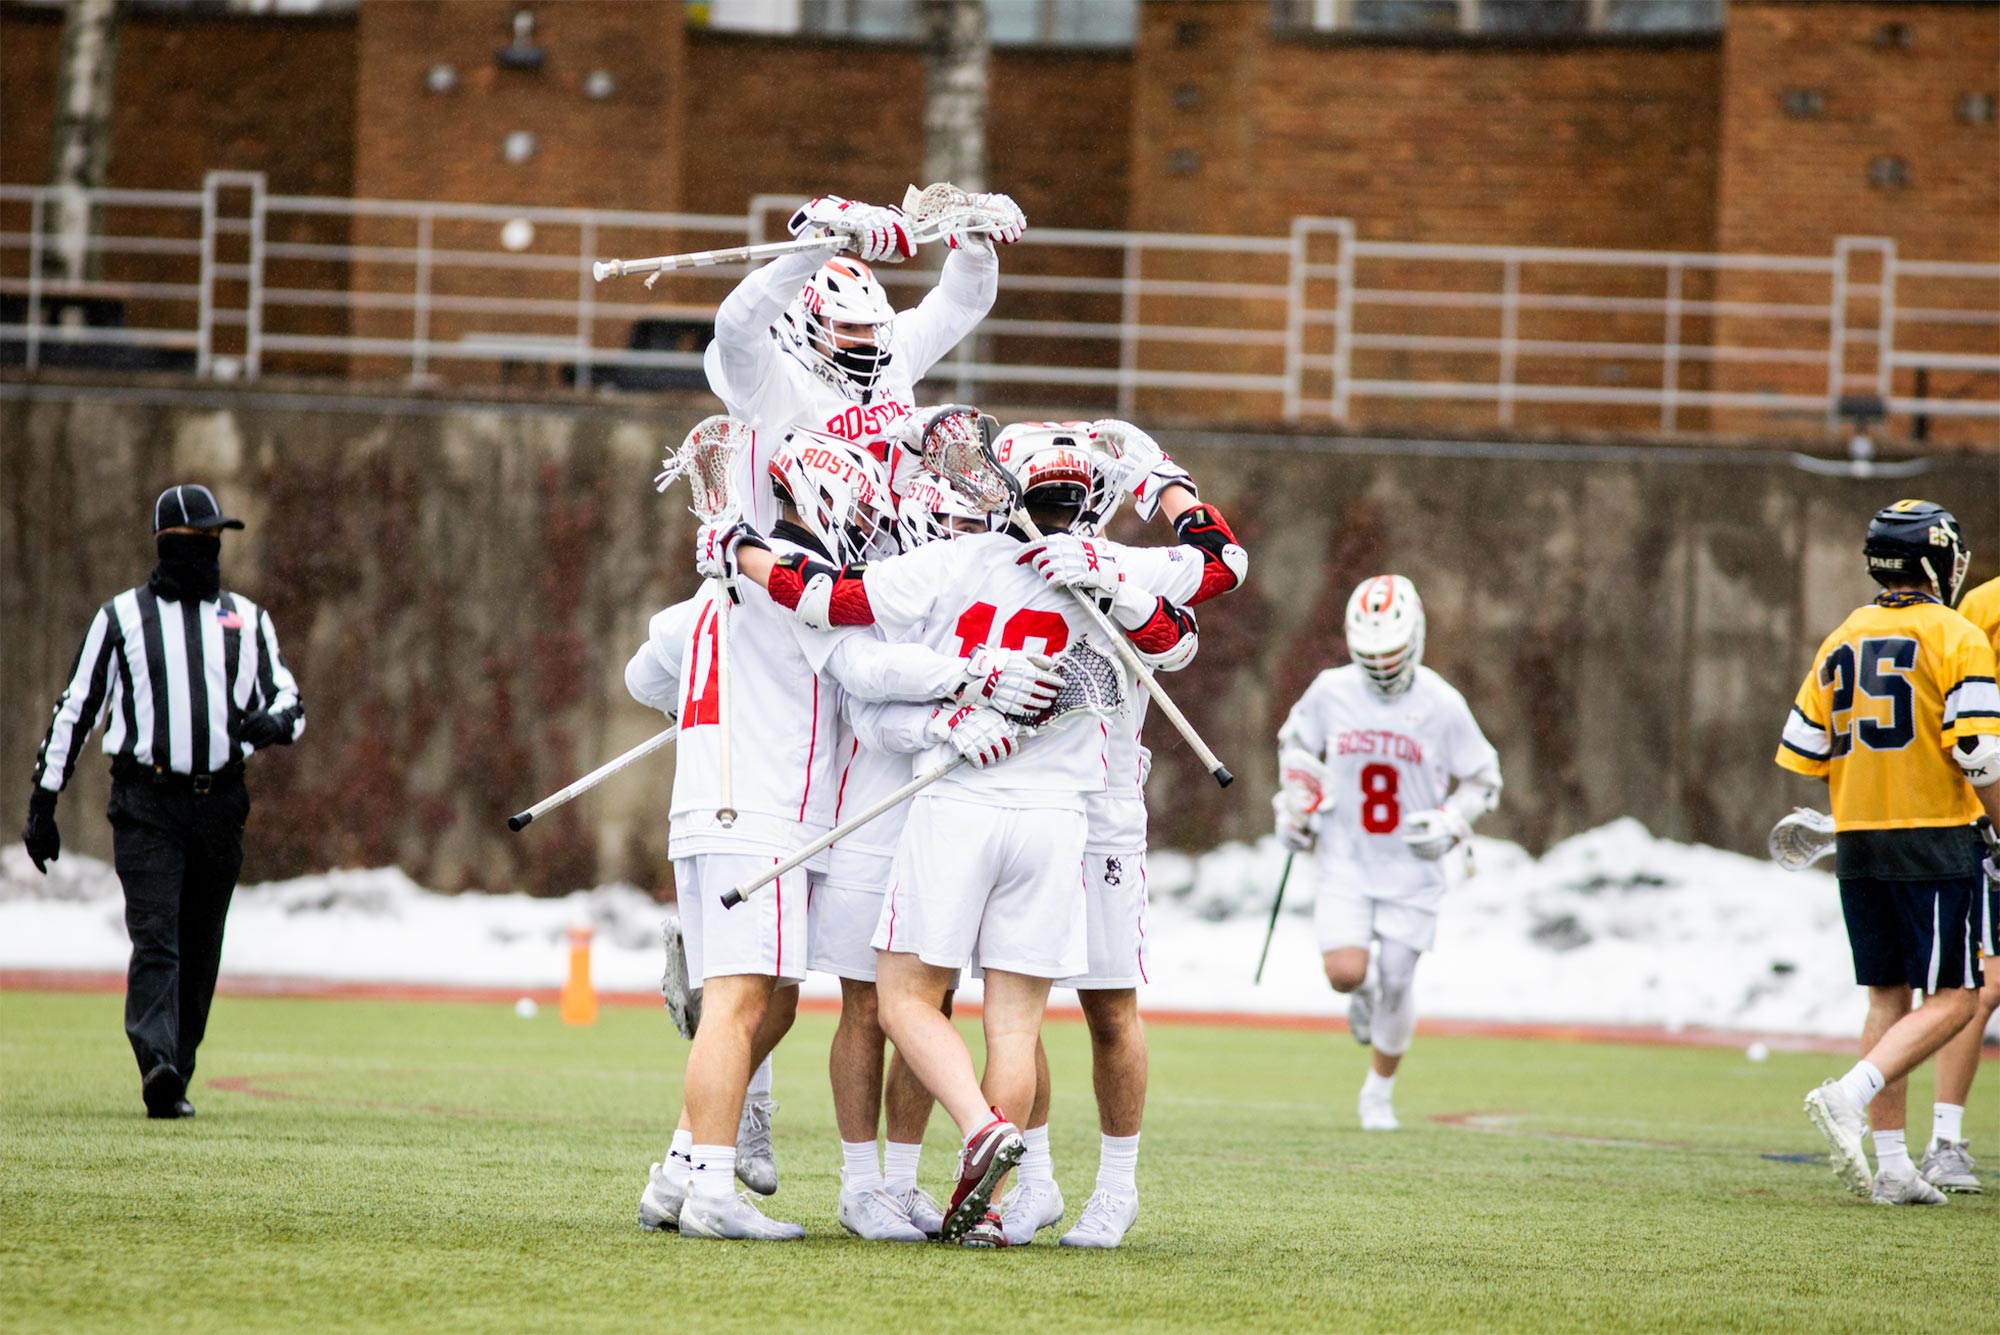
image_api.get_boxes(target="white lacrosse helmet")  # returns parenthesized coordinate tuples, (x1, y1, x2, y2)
(1345, 575, 1426, 698)
(991, 421, 1096, 534)
(895, 471, 992, 550)
(778, 258, 897, 401)
(769, 429, 894, 563)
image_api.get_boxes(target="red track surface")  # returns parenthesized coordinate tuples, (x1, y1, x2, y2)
(0, 968, 1878, 1054)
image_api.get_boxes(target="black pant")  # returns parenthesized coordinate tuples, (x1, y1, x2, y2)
(108, 775, 250, 1084)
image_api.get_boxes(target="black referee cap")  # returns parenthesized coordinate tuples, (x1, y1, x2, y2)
(153, 484, 245, 533)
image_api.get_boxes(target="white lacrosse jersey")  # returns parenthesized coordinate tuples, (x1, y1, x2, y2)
(1082, 541, 1200, 853)
(1279, 664, 1498, 907)
(668, 536, 843, 865)
(822, 704, 925, 888)
(706, 246, 998, 530)
(858, 531, 1115, 809)
(624, 596, 699, 715)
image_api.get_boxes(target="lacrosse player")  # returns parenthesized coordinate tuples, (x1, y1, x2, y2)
(702, 419, 1199, 1247)
(1275, 575, 1501, 1133)
(1782, 501, 2000, 1205)
(680, 187, 1020, 1208)
(993, 419, 1247, 1249)
(1921, 574, 2000, 1193)
(705, 191, 1026, 531)
(641, 432, 1061, 1240)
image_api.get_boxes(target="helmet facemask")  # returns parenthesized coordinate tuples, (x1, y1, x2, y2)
(784, 258, 897, 400)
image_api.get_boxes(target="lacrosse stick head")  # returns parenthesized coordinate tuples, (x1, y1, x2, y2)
(901, 182, 1002, 245)
(1767, 807, 1837, 872)
(656, 415, 750, 520)
(909, 405, 1013, 516)
(1027, 638, 1129, 734)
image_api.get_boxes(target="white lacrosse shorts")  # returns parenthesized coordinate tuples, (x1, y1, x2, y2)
(809, 857, 892, 983)
(674, 854, 810, 985)
(1313, 882, 1439, 955)
(1057, 849, 1151, 990)
(874, 794, 1089, 979)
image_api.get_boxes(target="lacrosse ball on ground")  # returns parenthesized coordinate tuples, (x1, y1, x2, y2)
(515, 996, 539, 1019)
(1745, 1041, 1769, 1063)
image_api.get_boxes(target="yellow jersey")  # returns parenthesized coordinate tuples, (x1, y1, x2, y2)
(1776, 594, 2000, 848)
(1959, 577, 2000, 654)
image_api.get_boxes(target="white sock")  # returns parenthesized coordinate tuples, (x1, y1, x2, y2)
(666, 1128, 694, 1184)
(1095, 1133, 1140, 1195)
(1933, 1102, 1965, 1145)
(1019, 1125, 1054, 1185)
(840, 1139, 882, 1193)
(1837, 1059, 1886, 1110)
(883, 1140, 923, 1195)
(688, 1144, 737, 1199)
(747, 1056, 773, 1103)
(1362, 1070, 1396, 1101)
(1873, 1128, 1910, 1173)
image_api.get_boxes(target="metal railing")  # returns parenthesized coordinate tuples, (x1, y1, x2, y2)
(2, 172, 1995, 440)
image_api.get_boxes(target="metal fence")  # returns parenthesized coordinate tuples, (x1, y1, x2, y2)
(3, 171, 1995, 440)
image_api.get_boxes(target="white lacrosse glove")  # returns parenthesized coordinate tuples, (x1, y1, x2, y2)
(1272, 789, 1318, 853)
(787, 194, 915, 264)
(1088, 418, 1195, 523)
(694, 510, 767, 581)
(1025, 534, 1120, 597)
(1402, 808, 1472, 861)
(926, 704, 1021, 769)
(949, 191, 1027, 250)
(954, 647, 1063, 720)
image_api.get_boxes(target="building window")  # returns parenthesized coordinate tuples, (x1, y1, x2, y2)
(698, 0, 1136, 47)
(1272, 0, 1721, 38)
(1866, 156, 1909, 191)
(1781, 88, 1824, 120)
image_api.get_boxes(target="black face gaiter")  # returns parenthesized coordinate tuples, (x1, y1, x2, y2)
(149, 532, 222, 603)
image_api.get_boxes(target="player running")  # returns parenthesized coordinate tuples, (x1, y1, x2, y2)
(1783, 501, 2000, 1205)
(1274, 575, 1501, 1132)
(998, 419, 1247, 1249)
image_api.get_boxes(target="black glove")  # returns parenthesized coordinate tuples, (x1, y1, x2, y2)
(235, 710, 290, 749)
(23, 788, 59, 874)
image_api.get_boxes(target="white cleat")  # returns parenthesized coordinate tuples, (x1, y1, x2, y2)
(1358, 1087, 1399, 1132)
(891, 1186, 945, 1239)
(1802, 1080, 1872, 1200)
(660, 918, 702, 1040)
(678, 1191, 806, 1240)
(637, 1160, 687, 1233)
(1347, 985, 1376, 1047)
(1057, 1189, 1138, 1249)
(998, 1178, 1066, 1246)
(837, 1185, 929, 1242)
(1872, 1164, 1948, 1206)
(1919, 1139, 1982, 1194)
(735, 1097, 778, 1196)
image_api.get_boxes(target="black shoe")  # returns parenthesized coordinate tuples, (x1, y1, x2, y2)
(142, 1063, 186, 1119)
(173, 1099, 196, 1118)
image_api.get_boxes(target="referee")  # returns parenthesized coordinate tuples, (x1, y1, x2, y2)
(22, 483, 304, 1119)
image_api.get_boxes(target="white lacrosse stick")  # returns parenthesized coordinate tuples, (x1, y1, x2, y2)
(722, 640, 1128, 908)
(508, 726, 678, 831)
(659, 416, 750, 827)
(913, 407, 1235, 788)
(1767, 807, 1836, 871)
(594, 182, 1007, 286)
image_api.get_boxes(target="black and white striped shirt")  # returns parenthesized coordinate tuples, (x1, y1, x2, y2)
(31, 585, 304, 792)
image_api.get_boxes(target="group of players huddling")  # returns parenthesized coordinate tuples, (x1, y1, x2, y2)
(615, 191, 1503, 1247)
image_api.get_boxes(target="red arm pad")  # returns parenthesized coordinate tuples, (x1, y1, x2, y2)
(1128, 598, 1197, 655)
(765, 553, 876, 626)
(1173, 504, 1246, 604)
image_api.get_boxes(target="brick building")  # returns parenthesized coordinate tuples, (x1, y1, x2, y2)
(1, 0, 1993, 440)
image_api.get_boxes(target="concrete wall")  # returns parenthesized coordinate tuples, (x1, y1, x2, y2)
(7, 383, 1994, 896)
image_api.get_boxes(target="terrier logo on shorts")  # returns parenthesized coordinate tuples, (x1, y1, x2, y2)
(1104, 857, 1122, 886)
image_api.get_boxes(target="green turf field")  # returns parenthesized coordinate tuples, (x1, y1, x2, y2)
(2, 990, 1993, 1334)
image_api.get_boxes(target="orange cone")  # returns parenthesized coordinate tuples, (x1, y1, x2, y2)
(560, 924, 597, 1026)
